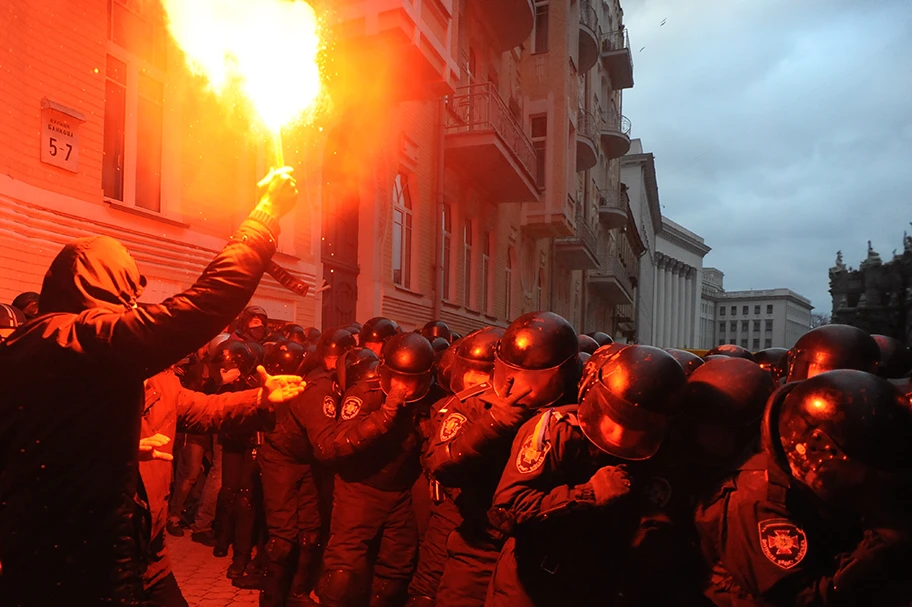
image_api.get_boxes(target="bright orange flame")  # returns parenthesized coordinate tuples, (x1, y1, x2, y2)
(161, 0, 323, 132)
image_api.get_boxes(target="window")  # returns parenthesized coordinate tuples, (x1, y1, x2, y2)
(766, 304, 773, 314)
(765, 319, 773, 332)
(505, 248, 514, 320)
(391, 173, 413, 289)
(741, 320, 748, 331)
(442, 203, 452, 300)
(463, 219, 473, 307)
(753, 320, 760, 331)
(754, 305, 760, 315)
(741, 339, 748, 348)
(531, 116, 547, 189)
(742, 305, 749, 315)
(729, 339, 736, 345)
(765, 338, 773, 349)
(103, 1, 167, 212)
(720, 307, 726, 317)
(481, 231, 491, 314)
(719, 322, 726, 333)
(753, 338, 760, 350)
(730, 321, 736, 332)
(718, 339, 725, 346)
(533, 1, 550, 54)
(730, 306, 736, 316)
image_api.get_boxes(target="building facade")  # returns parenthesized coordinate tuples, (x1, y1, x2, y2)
(0, 0, 643, 336)
(701, 278, 813, 350)
(829, 237, 912, 346)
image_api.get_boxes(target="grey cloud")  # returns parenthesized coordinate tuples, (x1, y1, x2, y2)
(623, 0, 912, 311)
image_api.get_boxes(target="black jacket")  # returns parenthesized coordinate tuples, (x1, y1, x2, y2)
(0, 217, 278, 606)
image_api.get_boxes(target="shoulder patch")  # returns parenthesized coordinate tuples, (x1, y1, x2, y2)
(340, 396, 363, 421)
(322, 396, 337, 419)
(758, 519, 808, 570)
(438, 412, 468, 442)
(515, 434, 550, 474)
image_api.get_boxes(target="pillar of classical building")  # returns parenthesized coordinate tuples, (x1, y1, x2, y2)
(677, 269, 686, 348)
(655, 256, 665, 347)
(684, 269, 694, 348)
(669, 263, 680, 347)
(664, 262, 674, 347)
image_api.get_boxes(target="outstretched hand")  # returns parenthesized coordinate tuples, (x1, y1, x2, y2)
(256, 167, 299, 219)
(257, 365, 306, 403)
(313, 279, 331, 295)
(139, 433, 173, 462)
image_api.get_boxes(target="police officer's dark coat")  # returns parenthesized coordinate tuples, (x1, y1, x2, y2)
(0, 218, 278, 606)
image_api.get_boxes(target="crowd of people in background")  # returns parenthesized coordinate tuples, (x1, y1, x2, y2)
(1, 165, 911, 607)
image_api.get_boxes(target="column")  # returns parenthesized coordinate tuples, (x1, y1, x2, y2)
(677, 270, 686, 348)
(655, 257, 665, 347)
(669, 264, 679, 347)
(664, 263, 674, 347)
(684, 270, 694, 348)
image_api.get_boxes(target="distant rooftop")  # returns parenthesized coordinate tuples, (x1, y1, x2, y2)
(716, 288, 813, 308)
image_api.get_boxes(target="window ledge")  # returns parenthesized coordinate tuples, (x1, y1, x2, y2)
(274, 250, 301, 263)
(441, 300, 461, 310)
(465, 307, 480, 315)
(393, 285, 427, 298)
(105, 200, 190, 228)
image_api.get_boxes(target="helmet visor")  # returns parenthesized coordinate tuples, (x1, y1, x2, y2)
(492, 354, 575, 409)
(379, 365, 432, 402)
(578, 382, 669, 461)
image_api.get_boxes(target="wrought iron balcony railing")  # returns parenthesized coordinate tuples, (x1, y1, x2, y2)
(578, 108, 599, 141)
(600, 28, 630, 54)
(600, 108, 632, 135)
(445, 82, 537, 184)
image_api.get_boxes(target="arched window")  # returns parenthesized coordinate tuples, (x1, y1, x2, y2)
(391, 172, 413, 288)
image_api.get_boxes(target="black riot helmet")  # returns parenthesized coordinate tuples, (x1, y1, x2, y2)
(303, 326, 322, 344)
(872, 335, 912, 379)
(337, 347, 381, 392)
(280, 323, 308, 345)
(0, 303, 26, 343)
(578, 345, 686, 461)
(754, 347, 788, 382)
(359, 317, 400, 350)
(379, 332, 436, 402)
(665, 348, 705, 377)
(246, 341, 265, 368)
(578, 334, 599, 355)
(316, 328, 357, 369)
(264, 341, 307, 376)
(236, 305, 269, 343)
(786, 324, 880, 382)
(587, 331, 614, 347)
(450, 331, 463, 343)
(450, 327, 504, 392)
(578, 343, 628, 403)
(421, 320, 452, 343)
(212, 340, 256, 387)
(677, 357, 775, 464)
(493, 311, 579, 409)
(11, 291, 39, 320)
(706, 343, 756, 362)
(296, 343, 321, 377)
(763, 370, 912, 517)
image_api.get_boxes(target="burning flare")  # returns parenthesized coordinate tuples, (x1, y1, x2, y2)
(161, 0, 323, 135)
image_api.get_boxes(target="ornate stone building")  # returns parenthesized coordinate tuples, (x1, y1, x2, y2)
(829, 231, 912, 346)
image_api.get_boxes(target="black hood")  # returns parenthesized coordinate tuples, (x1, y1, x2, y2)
(38, 236, 145, 315)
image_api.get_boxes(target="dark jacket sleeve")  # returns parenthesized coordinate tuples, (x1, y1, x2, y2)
(318, 392, 404, 461)
(426, 400, 528, 487)
(488, 414, 598, 535)
(76, 218, 278, 379)
(176, 386, 274, 434)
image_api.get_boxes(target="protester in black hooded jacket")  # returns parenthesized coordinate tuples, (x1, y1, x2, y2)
(0, 167, 299, 607)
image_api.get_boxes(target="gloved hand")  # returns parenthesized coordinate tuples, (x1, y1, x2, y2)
(381, 383, 410, 417)
(255, 166, 299, 218)
(589, 465, 631, 507)
(484, 377, 533, 427)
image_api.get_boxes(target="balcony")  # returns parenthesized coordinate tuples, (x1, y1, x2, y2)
(475, 0, 535, 52)
(555, 212, 600, 270)
(588, 248, 634, 305)
(600, 28, 634, 90)
(329, 0, 459, 100)
(576, 109, 598, 172)
(444, 82, 539, 202)
(521, 193, 575, 239)
(578, 0, 599, 73)
(600, 109, 632, 159)
(598, 187, 628, 229)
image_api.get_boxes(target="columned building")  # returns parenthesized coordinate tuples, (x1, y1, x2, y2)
(650, 219, 710, 348)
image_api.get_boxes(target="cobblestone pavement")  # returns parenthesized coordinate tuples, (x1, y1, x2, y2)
(169, 534, 259, 607)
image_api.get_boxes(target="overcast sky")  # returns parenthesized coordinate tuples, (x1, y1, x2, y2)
(622, 0, 912, 313)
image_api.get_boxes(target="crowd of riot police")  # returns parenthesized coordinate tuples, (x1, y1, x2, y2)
(105, 302, 911, 607)
(1, 165, 911, 607)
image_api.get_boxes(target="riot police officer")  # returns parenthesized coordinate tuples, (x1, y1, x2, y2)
(428, 313, 581, 607)
(872, 334, 912, 379)
(316, 332, 437, 607)
(666, 348, 706, 377)
(230, 306, 270, 343)
(360, 317, 400, 356)
(421, 320, 452, 343)
(785, 324, 880, 381)
(696, 370, 912, 606)
(486, 345, 688, 607)
(706, 343, 756, 361)
(754, 347, 788, 383)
